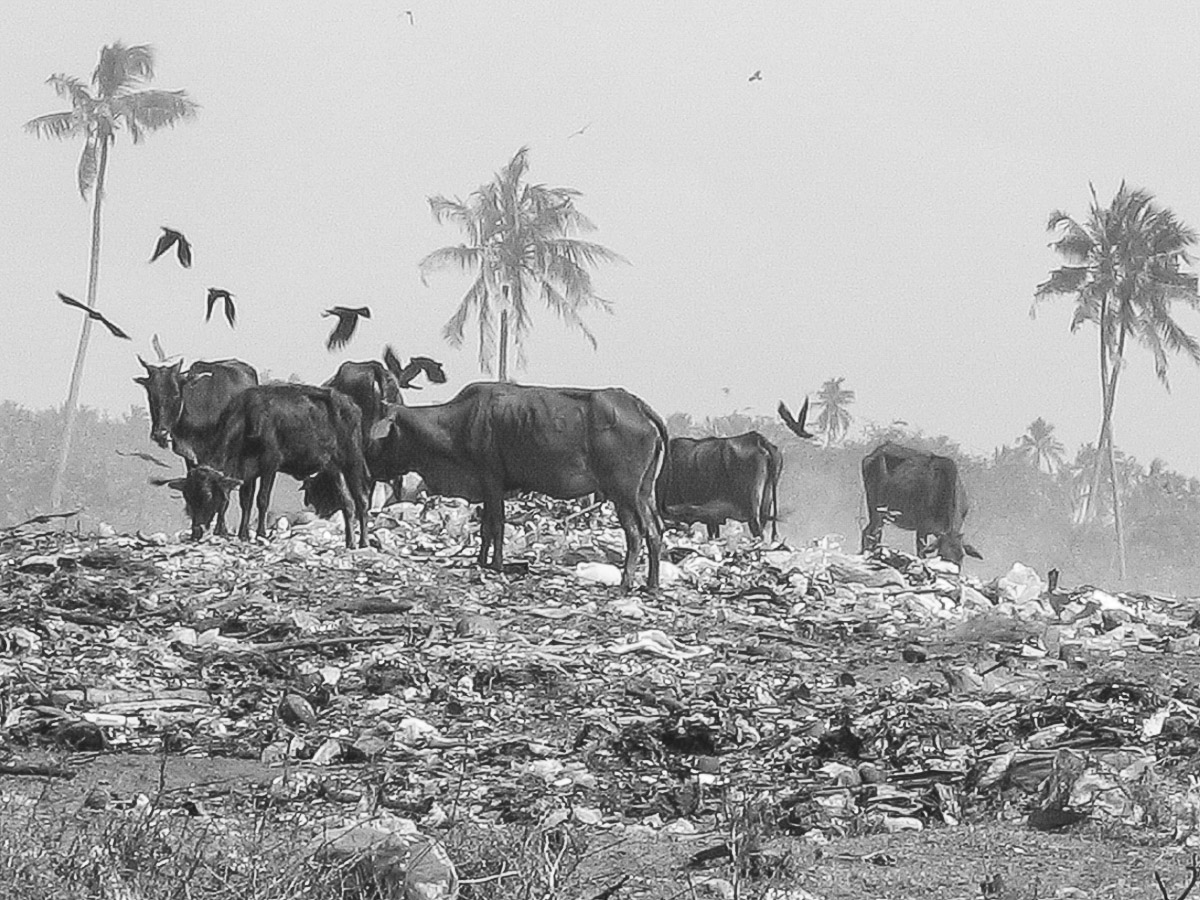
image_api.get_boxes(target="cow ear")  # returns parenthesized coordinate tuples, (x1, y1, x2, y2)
(964, 543, 983, 560)
(219, 476, 242, 491)
(151, 477, 188, 492)
(133, 375, 148, 387)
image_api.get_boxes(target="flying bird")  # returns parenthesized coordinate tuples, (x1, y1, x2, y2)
(384, 345, 447, 388)
(324, 306, 371, 351)
(206, 288, 237, 327)
(149, 227, 192, 268)
(749, 70, 763, 82)
(777, 398, 814, 439)
(116, 449, 171, 469)
(568, 122, 592, 139)
(57, 292, 131, 340)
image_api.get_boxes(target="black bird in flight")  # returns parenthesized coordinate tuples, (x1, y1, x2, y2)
(57, 292, 131, 340)
(777, 398, 814, 439)
(749, 70, 763, 82)
(116, 449, 171, 469)
(324, 306, 371, 351)
(206, 288, 236, 327)
(568, 122, 592, 139)
(149, 227, 192, 268)
(384, 345, 447, 388)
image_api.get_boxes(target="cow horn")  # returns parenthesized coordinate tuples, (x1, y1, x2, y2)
(137, 355, 155, 371)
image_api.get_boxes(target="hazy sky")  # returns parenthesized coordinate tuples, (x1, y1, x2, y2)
(5, 2, 1200, 475)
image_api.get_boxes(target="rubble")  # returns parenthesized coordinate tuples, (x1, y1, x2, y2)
(4, 495, 1200, 854)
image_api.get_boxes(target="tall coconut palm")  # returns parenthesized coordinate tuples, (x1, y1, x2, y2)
(813, 377, 855, 447)
(419, 146, 624, 380)
(1016, 417, 1065, 474)
(27, 42, 197, 510)
(1034, 182, 1200, 578)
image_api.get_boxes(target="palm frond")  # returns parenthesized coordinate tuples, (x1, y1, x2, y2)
(93, 43, 156, 96)
(24, 110, 82, 140)
(427, 194, 473, 227)
(441, 272, 489, 350)
(76, 137, 98, 200)
(115, 90, 198, 142)
(418, 245, 484, 284)
(46, 74, 93, 107)
(541, 282, 598, 348)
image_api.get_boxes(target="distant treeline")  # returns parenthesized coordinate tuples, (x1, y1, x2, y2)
(3, 401, 1199, 593)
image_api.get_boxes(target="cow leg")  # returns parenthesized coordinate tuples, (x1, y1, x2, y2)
(615, 504, 644, 592)
(237, 480, 256, 541)
(215, 494, 231, 537)
(328, 469, 358, 550)
(354, 475, 370, 549)
(255, 470, 277, 540)
(707, 522, 719, 540)
(479, 490, 506, 571)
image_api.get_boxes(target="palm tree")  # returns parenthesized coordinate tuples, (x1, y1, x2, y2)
(1034, 182, 1200, 577)
(1016, 417, 1065, 474)
(419, 146, 624, 380)
(27, 43, 197, 510)
(813, 377, 855, 447)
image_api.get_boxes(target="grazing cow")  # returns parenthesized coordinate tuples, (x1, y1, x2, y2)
(366, 382, 666, 590)
(160, 384, 371, 549)
(860, 442, 982, 565)
(658, 432, 784, 540)
(135, 357, 259, 535)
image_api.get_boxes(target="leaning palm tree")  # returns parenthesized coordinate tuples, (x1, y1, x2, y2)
(1016, 417, 1065, 474)
(419, 146, 624, 380)
(1034, 182, 1200, 578)
(27, 42, 197, 510)
(813, 377, 855, 447)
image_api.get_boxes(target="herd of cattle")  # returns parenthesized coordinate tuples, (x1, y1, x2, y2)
(134, 353, 982, 590)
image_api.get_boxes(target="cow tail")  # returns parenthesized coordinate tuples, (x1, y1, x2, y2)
(648, 406, 669, 528)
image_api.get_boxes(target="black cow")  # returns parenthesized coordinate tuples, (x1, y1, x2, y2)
(160, 384, 371, 549)
(135, 357, 259, 535)
(134, 357, 259, 461)
(860, 442, 982, 565)
(658, 432, 783, 540)
(365, 382, 666, 590)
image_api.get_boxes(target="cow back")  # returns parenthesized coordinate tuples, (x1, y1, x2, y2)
(182, 359, 260, 432)
(659, 432, 770, 519)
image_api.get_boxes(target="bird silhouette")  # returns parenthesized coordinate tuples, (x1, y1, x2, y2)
(384, 345, 447, 388)
(57, 292, 131, 340)
(149, 227, 192, 268)
(324, 306, 371, 351)
(206, 288, 236, 327)
(568, 122, 592, 139)
(777, 398, 814, 439)
(749, 70, 763, 82)
(116, 449, 171, 468)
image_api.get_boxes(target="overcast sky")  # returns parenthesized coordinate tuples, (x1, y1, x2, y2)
(4, 2, 1200, 475)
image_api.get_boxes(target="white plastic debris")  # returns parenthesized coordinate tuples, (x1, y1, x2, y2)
(998, 562, 1044, 603)
(575, 562, 623, 586)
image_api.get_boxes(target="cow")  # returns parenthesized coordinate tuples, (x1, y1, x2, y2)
(134, 357, 259, 535)
(363, 382, 666, 590)
(322, 350, 445, 507)
(860, 442, 982, 565)
(658, 432, 784, 540)
(158, 384, 371, 549)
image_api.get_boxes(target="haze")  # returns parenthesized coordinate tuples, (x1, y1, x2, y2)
(4, 2, 1200, 476)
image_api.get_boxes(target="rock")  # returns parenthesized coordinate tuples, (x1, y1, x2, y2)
(278, 694, 318, 727)
(309, 814, 457, 900)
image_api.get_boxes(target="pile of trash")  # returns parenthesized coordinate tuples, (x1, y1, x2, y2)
(3, 494, 1200, 855)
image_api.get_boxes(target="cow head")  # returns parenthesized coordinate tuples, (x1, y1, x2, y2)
(153, 466, 241, 540)
(134, 357, 186, 449)
(928, 531, 983, 566)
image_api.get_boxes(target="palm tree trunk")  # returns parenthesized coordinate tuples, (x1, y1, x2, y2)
(1103, 327, 1129, 580)
(49, 137, 110, 511)
(1081, 298, 1111, 524)
(498, 309, 509, 382)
